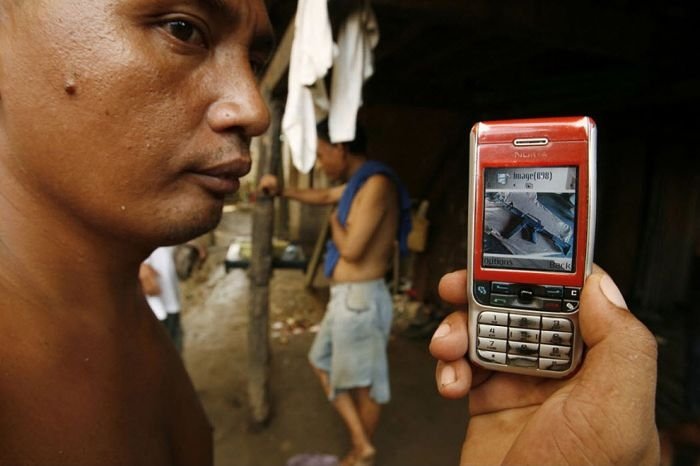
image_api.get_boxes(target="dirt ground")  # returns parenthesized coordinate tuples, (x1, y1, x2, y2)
(179, 208, 468, 466)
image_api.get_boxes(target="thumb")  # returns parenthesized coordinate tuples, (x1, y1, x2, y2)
(578, 267, 655, 352)
(573, 269, 660, 465)
(578, 267, 658, 409)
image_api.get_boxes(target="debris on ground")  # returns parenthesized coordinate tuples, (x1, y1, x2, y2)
(285, 453, 339, 466)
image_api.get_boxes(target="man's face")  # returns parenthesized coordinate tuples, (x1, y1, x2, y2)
(316, 138, 346, 182)
(0, 0, 273, 246)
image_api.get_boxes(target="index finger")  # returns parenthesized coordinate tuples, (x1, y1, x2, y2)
(438, 269, 468, 305)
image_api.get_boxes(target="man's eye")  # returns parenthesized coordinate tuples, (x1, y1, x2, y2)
(162, 20, 207, 48)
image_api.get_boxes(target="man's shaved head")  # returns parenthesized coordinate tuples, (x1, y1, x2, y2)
(1, 0, 272, 249)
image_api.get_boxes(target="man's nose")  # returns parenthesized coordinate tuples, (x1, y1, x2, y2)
(206, 59, 270, 138)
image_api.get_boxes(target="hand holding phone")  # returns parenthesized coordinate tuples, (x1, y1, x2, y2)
(429, 268, 660, 465)
(467, 116, 596, 377)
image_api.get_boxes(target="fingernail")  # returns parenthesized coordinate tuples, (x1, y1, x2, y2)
(440, 365, 456, 386)
(599, 274, 628, 309)
(433, 322, 451, 340)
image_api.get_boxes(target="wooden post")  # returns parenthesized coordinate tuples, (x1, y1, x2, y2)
(247, 100, 282, 428)
(248, 192, 273, 428)
(246, 18, 292, 427)
(304, 211, 331, 289)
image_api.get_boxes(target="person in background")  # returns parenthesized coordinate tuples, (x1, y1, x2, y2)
(261, 120, 412, 466)
(140, 243, 207, 353)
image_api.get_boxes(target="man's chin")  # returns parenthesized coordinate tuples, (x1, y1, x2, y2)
(161, 208, 223, 244)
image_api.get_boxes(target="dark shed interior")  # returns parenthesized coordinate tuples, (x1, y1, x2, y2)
(263, 0, 696, 299)
(261, 0, 698, 427)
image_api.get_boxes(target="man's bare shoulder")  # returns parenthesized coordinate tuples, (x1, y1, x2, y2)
(365, 173, 395, 189)
(357, 173, 397, 202)
(0, 302, 212, 464)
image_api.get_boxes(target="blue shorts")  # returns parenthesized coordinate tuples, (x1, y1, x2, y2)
(308, 279, 393, 404)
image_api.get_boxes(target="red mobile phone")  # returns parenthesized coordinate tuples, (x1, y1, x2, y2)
(467, 116, 596, 377)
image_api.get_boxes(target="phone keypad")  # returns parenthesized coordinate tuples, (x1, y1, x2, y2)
(542, 317, 572, 332)
(478, 324, 508, 340)
(476, 310, 574, 371)
(509, 313, 541, 329)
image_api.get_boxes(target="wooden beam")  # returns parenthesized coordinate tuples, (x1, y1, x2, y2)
(260, 19, 295, 96)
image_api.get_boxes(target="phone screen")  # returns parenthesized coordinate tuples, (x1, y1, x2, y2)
(482, 166, 577, 273)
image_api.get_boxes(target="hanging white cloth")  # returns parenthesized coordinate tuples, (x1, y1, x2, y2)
(281, 0, 334, 174)
(329, 0, 379, 144)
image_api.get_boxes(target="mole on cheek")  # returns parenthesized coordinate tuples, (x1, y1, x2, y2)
(63, 81, 77, 96)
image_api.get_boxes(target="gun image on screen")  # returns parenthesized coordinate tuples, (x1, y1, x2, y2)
(501, 202, 572, 255)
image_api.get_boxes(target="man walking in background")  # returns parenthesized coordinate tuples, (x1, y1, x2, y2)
(261, 121, 412, 466)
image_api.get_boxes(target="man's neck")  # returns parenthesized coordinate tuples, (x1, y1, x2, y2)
(345, 154, 367, 179)
(0, 178, 146, 315)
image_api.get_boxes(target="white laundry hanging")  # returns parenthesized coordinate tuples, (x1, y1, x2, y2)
(329, 0, 379, 144)
(281, 0, 379, 172)
(281, 0, 334, 174)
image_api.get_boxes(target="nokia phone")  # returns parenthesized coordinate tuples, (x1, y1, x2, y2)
(467, 116, 596, 377)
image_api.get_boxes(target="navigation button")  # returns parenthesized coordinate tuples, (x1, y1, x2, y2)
(518, 287, 535, 303)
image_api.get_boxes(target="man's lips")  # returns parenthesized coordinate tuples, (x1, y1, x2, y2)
(188, 159, 251, 196)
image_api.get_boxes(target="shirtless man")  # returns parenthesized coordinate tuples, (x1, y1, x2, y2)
(0, 0, 271, 463)
(260, 122, 411, 466)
